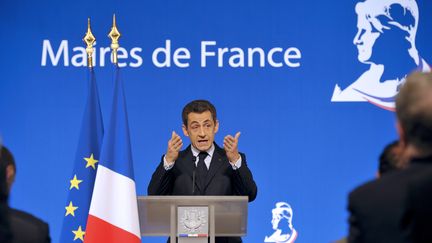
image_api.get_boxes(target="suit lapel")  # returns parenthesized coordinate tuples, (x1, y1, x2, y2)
(203, 144, 226, 191)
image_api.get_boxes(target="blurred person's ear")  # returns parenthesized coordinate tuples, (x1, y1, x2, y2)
(395, 120, 411, 168)
(396, 121, 406, 147)
(6, 165, 14, 193)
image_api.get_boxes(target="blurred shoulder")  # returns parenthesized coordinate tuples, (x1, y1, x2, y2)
(10, 208, 49, 229)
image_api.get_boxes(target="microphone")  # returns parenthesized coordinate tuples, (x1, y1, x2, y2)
(192, 155, 197, 194)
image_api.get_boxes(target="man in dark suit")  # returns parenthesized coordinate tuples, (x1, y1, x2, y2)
(403, 166, 432, 243)
(0, 146, 51, 243)
(347, 72, 432, 243)
(148, 100, 257, 243)
(336, 140, 402, 243)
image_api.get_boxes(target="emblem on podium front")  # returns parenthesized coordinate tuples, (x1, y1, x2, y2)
(178, 207, 209, 235)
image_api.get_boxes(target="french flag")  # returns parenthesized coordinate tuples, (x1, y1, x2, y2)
(84, 67, 141, 243)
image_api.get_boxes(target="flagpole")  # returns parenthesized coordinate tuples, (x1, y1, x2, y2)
(84, 15, 141, 243)
(108, 14, 121, 65)
(83, 18, 96, 68)
(59, 18, 104, 243)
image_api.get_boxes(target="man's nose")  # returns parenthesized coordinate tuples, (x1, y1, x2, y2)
(198, 127, 206, 137)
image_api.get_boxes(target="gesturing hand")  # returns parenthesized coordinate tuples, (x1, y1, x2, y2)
(165, 131, 183, 163)
(224, 132, 241, 163)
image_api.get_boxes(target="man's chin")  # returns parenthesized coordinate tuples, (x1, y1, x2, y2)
(195, 143, 211, 151)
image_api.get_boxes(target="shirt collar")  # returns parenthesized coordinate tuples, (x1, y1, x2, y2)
(191, 143, 215, 158)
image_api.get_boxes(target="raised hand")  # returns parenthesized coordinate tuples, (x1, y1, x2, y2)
(165, 131, 183, 163)
(224, 132, 241, 163)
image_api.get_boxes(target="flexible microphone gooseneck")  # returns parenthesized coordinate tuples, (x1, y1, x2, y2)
(192, 155, 197, 194)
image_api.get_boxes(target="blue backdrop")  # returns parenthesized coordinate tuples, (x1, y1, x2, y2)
(1, 0, 431, 242)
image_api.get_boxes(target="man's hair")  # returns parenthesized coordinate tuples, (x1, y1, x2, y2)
(0, 146, 15, 201)
(0, 145, 11, 241)
(396, 72, 432, 153)
(0, 147, 15, 173)
(182, 100, 217, 126)
(0, 146, 8, 203)
(379, 140, 401, 175)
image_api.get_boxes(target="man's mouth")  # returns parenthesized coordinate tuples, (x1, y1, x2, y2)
(198, 139, 208, 145)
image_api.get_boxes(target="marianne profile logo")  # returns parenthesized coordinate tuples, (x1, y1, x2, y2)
(331, 0, 430, 111)
(264, 202, 297, 243)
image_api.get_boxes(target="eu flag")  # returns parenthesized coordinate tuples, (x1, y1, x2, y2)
(59, 68, 104, 243)
(84, 66, 141, 243)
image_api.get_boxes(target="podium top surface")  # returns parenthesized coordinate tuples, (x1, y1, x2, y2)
(138, 195, 248, 204)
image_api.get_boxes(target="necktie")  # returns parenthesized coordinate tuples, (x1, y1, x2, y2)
(196, 151, 208, 193)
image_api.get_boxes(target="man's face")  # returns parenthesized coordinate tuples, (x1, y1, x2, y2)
(353, 13, 381, 63)
(182, 110, 219, 152)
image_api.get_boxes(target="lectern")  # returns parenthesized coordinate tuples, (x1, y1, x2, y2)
(138, 196, 248, 243)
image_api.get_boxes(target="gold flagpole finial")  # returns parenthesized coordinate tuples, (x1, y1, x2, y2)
(108, 14, 121, 65)
(83, 18, 96, 68)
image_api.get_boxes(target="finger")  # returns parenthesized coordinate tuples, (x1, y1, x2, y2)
(226, 135, 237, 144)
(172, 137, 183, 148)
(172, 131, 182, 141)
(173, 131, 181, 140)
(225, 135, 235, 143)
(169, 139, 179, 150)
(171, 131, 176, 139)
(224, 137, 235, 145)
(174, 141, 183, 151)
(171, 141, 182, 151)
(225, 134, 234, 140)
(168, 139, 174, 149)
(228, 138, 236, 147)
(168, 131, 174, 145)
(235, 132, 241, 141)
(224, 137, 233, 147)
(224, 141, 232, 150)
(171, 134, 181, 144)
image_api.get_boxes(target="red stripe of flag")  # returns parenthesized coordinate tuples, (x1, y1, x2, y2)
(85, 215, 140, 243)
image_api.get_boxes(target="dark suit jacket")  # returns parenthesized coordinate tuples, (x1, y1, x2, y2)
(9, 208, 51, 243)
(347, 158, 432, 243)
(402, 165, 432, 243)
(148, 144, 257, 243)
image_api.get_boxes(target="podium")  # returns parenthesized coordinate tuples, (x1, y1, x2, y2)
(138, 196, 248, 243)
